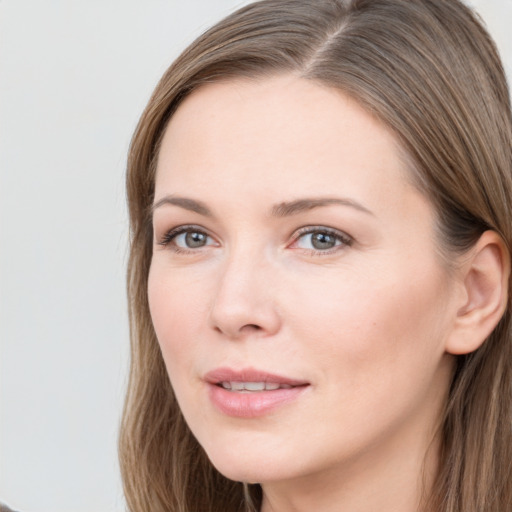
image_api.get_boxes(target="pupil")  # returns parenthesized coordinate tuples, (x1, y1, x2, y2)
(312, 232, 335, 250)
(185, 232, 206, 248)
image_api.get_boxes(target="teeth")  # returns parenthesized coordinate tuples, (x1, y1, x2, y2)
(220, 381, 288, 391)
(244, 382, 265, 391)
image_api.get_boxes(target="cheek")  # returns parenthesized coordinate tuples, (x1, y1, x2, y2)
(147, 263, 209, 378)
(284, 259, 453, 384)
(273, 261, 455, 464)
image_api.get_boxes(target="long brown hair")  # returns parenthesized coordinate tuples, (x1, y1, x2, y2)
(119, 1, 512, 510)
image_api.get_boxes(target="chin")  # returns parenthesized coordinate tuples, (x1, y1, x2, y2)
(199, 433, 298, 484)
(211, 457, 286, 484)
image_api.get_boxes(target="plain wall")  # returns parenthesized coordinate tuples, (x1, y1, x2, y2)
(0, 1, 510, 511)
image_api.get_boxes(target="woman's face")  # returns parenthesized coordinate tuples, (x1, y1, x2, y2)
(149, 76, 459, 486)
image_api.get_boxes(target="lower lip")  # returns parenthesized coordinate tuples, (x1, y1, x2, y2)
(208, 384, 308, 418)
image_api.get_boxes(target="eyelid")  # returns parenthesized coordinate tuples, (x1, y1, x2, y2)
(157, 224, 218, 249)
(156, 224, 352, 255)
(289, 225, 353, 253)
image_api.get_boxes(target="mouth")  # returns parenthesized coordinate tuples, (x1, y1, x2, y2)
(205, 367, 309, 391)
(204, 367, 309, 417)
(217, 381, 295, 392)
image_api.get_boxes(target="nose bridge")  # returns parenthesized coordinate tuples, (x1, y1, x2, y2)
(209, 241, 280, 339)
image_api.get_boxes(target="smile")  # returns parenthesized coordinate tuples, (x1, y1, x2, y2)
(205, 368, 309, 417)
(219, 381, 293, 391)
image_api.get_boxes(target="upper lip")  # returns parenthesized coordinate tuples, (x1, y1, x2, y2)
(204, 367, 309, 387)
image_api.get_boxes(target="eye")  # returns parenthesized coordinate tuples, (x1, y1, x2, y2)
(174, 231, 210, 248)
(158, 226, 217, 251)
(291, 227, 352, 253)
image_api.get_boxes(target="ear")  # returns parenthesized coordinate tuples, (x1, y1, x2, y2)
(445, 230, 510, 355)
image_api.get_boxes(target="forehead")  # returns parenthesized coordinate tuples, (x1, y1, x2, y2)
(155, 75, 417, 214)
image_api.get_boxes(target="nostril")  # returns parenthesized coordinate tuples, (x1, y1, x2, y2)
(213, 322, 264, 338)
(209, 296, 281, 338)
(238, 324, 263, 335)
(241, 324, 262, 332)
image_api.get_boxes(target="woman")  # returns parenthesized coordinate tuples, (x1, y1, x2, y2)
(119, 0, 512, 511)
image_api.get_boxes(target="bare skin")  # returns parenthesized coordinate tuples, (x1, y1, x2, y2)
(149, 75, 507, 512)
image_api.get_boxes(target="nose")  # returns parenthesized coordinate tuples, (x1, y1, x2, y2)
(209, 253, 282, 340)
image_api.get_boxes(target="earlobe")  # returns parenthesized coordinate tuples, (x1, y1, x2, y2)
(446, 231, 510, 356)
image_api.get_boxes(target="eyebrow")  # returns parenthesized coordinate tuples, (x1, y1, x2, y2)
(152, 195, 374, 218)
(152, 196, 213, 216)
(271, 197, 374, 217)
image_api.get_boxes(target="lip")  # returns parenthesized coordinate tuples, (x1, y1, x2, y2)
(204, 367, 310, 418)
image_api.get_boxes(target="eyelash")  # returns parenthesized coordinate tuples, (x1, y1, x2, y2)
(290, 226, 353, 255)
(158, 225, 215, 254)
(157, 225, 353, 255)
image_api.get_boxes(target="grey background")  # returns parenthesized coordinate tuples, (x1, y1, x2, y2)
(1, 1, 510, 511)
